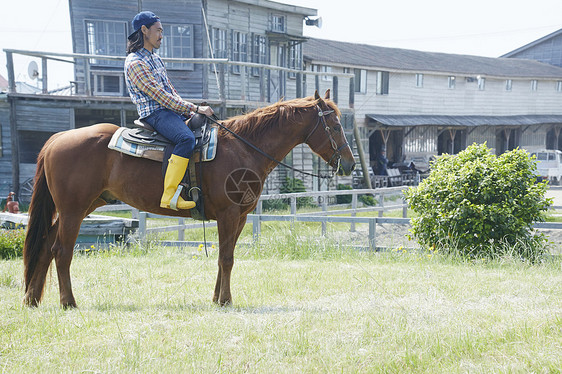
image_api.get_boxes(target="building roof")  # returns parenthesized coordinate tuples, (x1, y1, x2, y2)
(366, 114, 562, 127)
(234, 0, 316, 16)
(501, 28, 562, 58)
(303, 38, 562, 79)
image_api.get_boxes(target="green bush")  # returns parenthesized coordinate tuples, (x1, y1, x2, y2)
(0, 228, 26, 259)
(280, 177, 315, 208)
(336, 184, 352, 204)
(404, 143, 551, 260)
(359, 194, 377, 206)
(262, 199, 288, 211)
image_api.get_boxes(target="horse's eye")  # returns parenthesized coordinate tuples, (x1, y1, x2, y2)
(333, 125, 342, 132)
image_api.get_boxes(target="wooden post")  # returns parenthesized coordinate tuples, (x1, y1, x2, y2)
(368, 217, 376, 251)
(178, 218, 185, 241)
(252, 215, 261, 242)
(349, 77, 372, 189)
(259, 67, 266, 102)
(290, 197, 297, 215)
(84, 58, 92, 96)
(315, 74, 320, 93)
(240, 65, 247, 101)
(296, 72, 303, 98)
(219, 63, 226, 118)
(321, 196, 327, 235)
(332, 76, 338, 104)
(8, 97, 19, 199)
(350, 192, 357, 232)
(378, 192, 384, 218)
(139, 212, 147, 241)
(6, 52, 15, 93)
(41, 57, 48, 94)
(353, 117, 372, 189)
(349, 75, 355, 109)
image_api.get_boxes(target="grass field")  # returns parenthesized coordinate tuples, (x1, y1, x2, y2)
(1, 236, 561, 373)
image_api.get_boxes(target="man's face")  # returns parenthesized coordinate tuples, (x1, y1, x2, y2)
(142, 21, 163, 51)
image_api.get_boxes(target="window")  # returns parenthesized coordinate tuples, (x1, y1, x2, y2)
(506, 79, 512, 91)
(212, 28, 227, 59)
(313, 65, 332, 82)
(159, 24, 194, 70)
(478, 77, 486, 91)
(270, 14, 286, 33)
(252, 34, 268, 76)
(448, 76, 456, 89)
(288, 42, 302, 78)
(351, 69, 367, 93)
(232, 31, 248, 74)
(93, 72, 124, 96)
(557, 81, 562, 92)
(531, 80, 538, 91)
(85, 20, 126, 66)
(415, 73, 423, 87)
(376, 71, 389, 95)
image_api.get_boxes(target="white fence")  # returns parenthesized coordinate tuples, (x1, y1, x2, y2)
(94, 188, 562, 251)
(95, 187, 408, 249)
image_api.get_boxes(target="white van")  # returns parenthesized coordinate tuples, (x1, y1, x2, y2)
(531, 150, 562, 185)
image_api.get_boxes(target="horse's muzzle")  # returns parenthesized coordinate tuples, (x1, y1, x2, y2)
(337, 158, 356, 176)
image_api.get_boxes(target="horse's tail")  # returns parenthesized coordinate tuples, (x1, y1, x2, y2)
(23, 141, 56, 294)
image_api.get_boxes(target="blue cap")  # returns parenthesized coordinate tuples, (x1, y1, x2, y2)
(129, 11, 160, 38)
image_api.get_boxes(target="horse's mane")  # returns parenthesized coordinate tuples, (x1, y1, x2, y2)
(221, 96, 341, 141)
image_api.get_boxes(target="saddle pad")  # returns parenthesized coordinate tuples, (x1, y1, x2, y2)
(108, 126, 218, 163)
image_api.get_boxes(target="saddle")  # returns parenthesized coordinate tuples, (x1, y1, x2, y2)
(108, 113, 217, 220)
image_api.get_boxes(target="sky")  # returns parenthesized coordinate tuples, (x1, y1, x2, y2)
(2, 0, 562, 89)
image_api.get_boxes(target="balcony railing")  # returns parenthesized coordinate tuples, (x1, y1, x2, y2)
(4, 49, 355, 109)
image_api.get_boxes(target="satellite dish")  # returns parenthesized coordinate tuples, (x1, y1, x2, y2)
(28, 61, 39, 80)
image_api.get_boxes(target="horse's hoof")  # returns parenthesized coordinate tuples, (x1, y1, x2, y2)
(23, 296, 39, 308)
(61, 300, 78, 309)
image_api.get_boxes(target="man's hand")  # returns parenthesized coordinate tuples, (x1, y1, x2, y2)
(196, 105, 214, 116)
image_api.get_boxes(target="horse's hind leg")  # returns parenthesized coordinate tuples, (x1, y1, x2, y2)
(23, 222, 57, 306)
(51, 214, 82, 308)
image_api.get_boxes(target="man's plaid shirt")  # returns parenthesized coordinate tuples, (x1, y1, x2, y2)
(125, 48, 195, 118)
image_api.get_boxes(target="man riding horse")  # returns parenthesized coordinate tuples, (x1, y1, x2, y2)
(125, 11, 214, 210)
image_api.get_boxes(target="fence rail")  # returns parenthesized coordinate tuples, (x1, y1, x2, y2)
(93, 189, 562, 250)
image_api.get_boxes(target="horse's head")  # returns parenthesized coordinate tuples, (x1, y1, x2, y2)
(304, 90, 356, 176)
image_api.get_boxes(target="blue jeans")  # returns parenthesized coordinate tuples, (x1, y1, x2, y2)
(144, 109, 196, 158)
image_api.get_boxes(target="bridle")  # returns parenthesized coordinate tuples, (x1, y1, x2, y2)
(206, 104, 349, 179)
(303, 105, 350, 173)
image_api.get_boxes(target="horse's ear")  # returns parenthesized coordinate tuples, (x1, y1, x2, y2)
(324, 89, 331, 100)
(314, 90, 321, 101)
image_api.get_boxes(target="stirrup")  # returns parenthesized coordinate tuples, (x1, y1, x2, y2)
(170, 185, 184, 211)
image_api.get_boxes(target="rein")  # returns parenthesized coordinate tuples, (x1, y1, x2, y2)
(205, 105, 345, 179)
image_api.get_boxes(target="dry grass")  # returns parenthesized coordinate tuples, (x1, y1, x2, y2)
(1, 240, 561, 372)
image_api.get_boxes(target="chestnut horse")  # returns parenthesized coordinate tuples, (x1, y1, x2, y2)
(23, 91, 355, 308)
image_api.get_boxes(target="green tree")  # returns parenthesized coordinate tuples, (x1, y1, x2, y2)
(404, 143, 551, 259)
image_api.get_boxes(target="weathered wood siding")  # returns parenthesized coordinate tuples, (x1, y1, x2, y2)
(69, 0, 204, 99)
(206, 0, 312, 103)
(0, 97, 12, 197)
(355, 70, 562, 119)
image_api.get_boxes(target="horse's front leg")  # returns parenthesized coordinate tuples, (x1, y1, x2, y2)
(214, 212, 247, 306)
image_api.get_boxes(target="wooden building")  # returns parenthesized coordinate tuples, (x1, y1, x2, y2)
(502, 28, 562, 68)
(2, 0, 357, 201)
(303, 38, 562, 171)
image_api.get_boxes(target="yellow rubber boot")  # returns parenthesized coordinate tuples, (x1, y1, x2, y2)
(160, 154, 196, 210)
